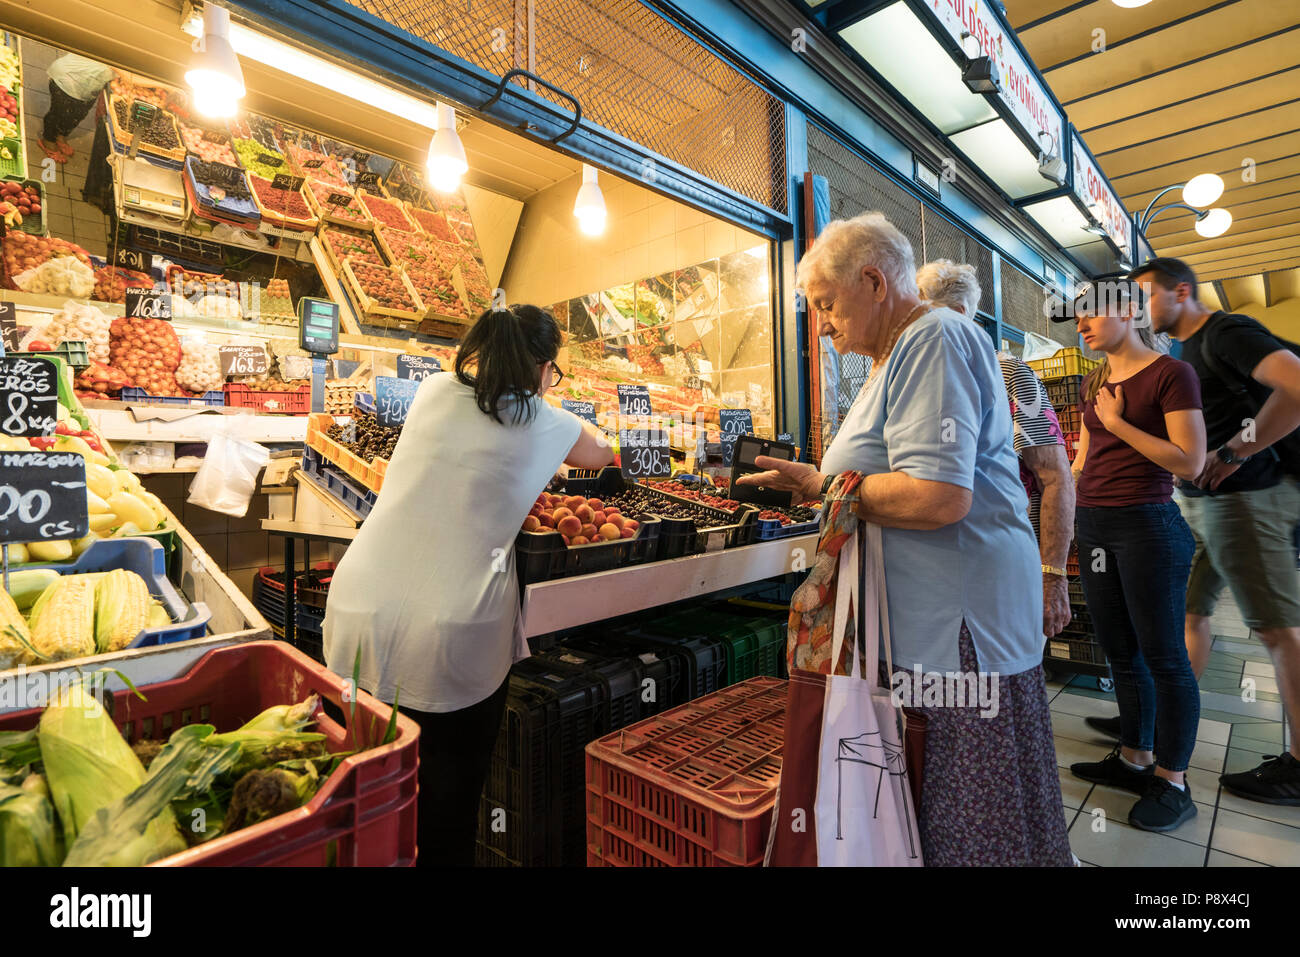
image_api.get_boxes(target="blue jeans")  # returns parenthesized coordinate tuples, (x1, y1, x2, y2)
(1076, 503, 1199, 773)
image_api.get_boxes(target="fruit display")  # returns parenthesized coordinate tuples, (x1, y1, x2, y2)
(345, 261, 422, 318)
(449, 215, 478, 247)
(321, 226, 383, 268)
(109, 315, 184, 396)
(175, 341, 223, 394)
(247, 174, 316, 228)
(5, 235, 94, 297)
(408, 205, 459, 243)
(0, 45, 19, 91)
(187, 157, 253, 202)
(0, 85, 17, 129)
(650, 479, 740, 512)
(109, 73, 178, 113)
(286, 143, 349, 189)
(92, 266, 150, 304)
(306, 178, 367, 226)
(229, 373, 304, 393)
(0, 180, 36, 228)
(232, 138, 289, 180)
(111, 98, 181, 153)
(522, 492, 644, 547)
(358, 190, 413, 232)
(602, 485, 736, 531)
(327, 410, 399, 463)
(179, 122, 238, 165)
(250, 276, 295, 326)
(74, 359, 134, 396)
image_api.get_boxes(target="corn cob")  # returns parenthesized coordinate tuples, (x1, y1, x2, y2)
(94, 569, 151, 652)
(29, 576, 96, 662)
(0, 587, 35, 669)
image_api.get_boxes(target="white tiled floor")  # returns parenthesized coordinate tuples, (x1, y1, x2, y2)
(1051, 596, 1299, 867)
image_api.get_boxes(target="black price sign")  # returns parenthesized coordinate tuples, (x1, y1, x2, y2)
(617, 383, 652, 419)
(396, 353, 441, 381)
(0, 356, 58, 437)
(114, 247, 148, 273)
(125, 290, 172, 322)
(621, 428, 672, 479)
(777, 432, 794, 444)
(257, 153, 284, 168)
(301, 158, 325, 170)
(271, 173, 306, 192)
(0, 302, 17, 354)
(326, 191, 352, 207)
(684, 375, 704, 392)
(356, 171, 382, 191)
(219, 345, 269, 376)
(0, 451, 90, 543)
(375, 375, 419, 428)
(719, 408, 753, 466)
(562, 400, 598, 426)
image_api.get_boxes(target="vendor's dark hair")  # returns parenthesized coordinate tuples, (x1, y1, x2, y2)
(455, 304, 562, 425)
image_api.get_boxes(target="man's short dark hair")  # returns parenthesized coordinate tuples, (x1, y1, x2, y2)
(1127, 256, 1198, 292)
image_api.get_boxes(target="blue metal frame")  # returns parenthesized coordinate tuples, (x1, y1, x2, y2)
(225, 0, 791, 237)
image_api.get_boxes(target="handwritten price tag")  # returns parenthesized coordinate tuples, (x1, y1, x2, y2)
(396, 354, 441, 381)
(617, 383, 652, 419)
(620, 428, 672, 479)
(0, 450, 89, 543)
(0, 356, 58, 437)
(219, 345, 269, 376)
(562, 400, 598, 426)
(375, 375, 420, 428)
(718, 408, 753, 466)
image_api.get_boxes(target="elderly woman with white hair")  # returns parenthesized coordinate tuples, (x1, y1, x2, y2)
(917, 259, 1076, 641)
(742, 213, 1072, 866)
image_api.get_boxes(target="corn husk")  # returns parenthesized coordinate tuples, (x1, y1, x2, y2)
(0, 774, 61, 866)
(39, 684, 186, 865)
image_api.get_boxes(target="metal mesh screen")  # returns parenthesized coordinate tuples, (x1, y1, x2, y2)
(807, 124, 923, 256)
(341, 0, 787, 211)
(1001, 263, 1053, 342)
(920, 207, 995, 316)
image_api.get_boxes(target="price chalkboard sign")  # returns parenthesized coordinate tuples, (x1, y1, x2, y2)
(718, 408, 753, 466)
(219, 345, 269, 376)
(301, 158, 325, 170)
(777, 432, 793, 444)
(0, 302, 16, 354)
(620, 428, 672, 479)
(396, 353, 441, 381)
(562, 400, 598, 426)
(684, 375, 705, 392)
(356, 170, 382, 191)
(0, 356, 58, 437)
(114, 247, 148, 273)
(271, 173, 306, 192)
(257, 153, 284, 168)
(617, 383, 652, 419)
(0, 451, 90, 543)
(375, 375, 420, 428)
(124, 290, 172, 322)
(326, 191, 352, 207)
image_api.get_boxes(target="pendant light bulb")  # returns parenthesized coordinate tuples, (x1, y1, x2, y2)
(427, 103, 468, 193)
(1194, 208, 1232, 238)
(185, 4, 245, 118)
(573, 164, 606, 236)
(1182, 173, 1224, 209)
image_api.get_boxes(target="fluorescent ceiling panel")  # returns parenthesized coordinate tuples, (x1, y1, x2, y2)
(1023, 195, 1098, 248)
(950, 119, 1047, 198)
(840, 3, 997, 135)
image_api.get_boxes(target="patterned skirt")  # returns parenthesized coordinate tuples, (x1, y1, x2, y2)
(913, 624, 1073, 866)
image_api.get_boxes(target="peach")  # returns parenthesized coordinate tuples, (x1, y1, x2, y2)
(557, 515, 583, 537)
(580, 523, 598, 540)
(522, 515, 541, 532)
(563, 495, 585, 511)
(547, 494, 563, 506)
(551, 507, 573, 523)
(562, 535, 572, 546)
(530, 504, 544, 517)
(571, 535, 589, 546)
(592, 510, 607, 526)
(623, 519, 639, 532)
(605, 507, 620, 516)
(575, 505, 595, 524)
(620, 527, 636, 539)
(588, 498, 604, 511)
(538, 513, 556, 528)
(598, 523, 621, 541)
(607, 514, 626, 531)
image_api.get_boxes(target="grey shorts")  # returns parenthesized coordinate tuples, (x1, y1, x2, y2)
(1176, 478, 1300, 630)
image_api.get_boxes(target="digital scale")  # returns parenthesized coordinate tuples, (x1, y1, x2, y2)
(298, 297, 340, 416)
(113, 153, 187, 221)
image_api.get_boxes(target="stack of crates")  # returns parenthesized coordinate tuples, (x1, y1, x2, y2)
(1032, 353, 1109, 678)
(475, 598, 787, 867)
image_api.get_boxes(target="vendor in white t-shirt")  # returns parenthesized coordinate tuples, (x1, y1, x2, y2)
(38, 53, 114, 164)
(324, 304, 613, 867)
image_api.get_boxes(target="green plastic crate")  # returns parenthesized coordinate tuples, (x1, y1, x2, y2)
(0, 135, 23, 180)
(652, 608, 785, 686)
(28, 340, 89, 370)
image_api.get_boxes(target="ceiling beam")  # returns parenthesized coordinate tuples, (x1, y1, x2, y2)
(1213, 279, 1230, 311)
(1264, 270, 1278, 307)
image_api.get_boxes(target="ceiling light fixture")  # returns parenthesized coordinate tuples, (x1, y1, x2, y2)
(1137, 174, 1230, 238)
(961, 55, 1000, 94)
(1037, 131, 1066, 185)
(1112, 0, 1152, 7)
(1194, 207, 1232, 238)
(1182, 173, 1225, 208)
(573, 164, 606, 237)
(426, 103, 468, 193)
(184, 4, 245, 118)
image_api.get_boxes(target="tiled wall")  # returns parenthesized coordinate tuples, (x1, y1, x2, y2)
(19, 37, 111, 258)
(501, 169, 765, 309)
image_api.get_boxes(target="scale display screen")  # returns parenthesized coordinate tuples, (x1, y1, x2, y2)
(298, 297, 339, 354)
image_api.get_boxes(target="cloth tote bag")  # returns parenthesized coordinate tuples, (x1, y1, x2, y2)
(766, 522, 923, 866)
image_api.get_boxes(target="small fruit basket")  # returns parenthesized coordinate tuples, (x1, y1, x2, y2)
(304, 179, 371, 230)
(340, 258, 425, 326)
(0, 179, 42, 235)
(246, 173, 318, 232)
(320, 226, 384, 274)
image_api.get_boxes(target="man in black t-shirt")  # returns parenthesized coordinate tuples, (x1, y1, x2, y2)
(1129, 257, 1300, 807)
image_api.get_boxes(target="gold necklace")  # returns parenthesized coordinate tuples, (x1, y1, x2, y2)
(866, 302, 930, 385)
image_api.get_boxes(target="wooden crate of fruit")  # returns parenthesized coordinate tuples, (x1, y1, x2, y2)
(107, 94, 186, 166)
(340, 258, 425, 325)
(404, 202, 464, 245)
(246, 173, 319, 232)
(304, 178, 373, 232)
(306, 412, 382, 493)
(319, 226, 384, 276)
(358, 189, 416, 234)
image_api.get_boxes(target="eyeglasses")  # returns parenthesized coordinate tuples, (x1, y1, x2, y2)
(549, 364, 565, 388)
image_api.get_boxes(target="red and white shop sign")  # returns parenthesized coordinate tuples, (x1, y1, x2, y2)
(1071, 132, 1131, 254)
(924, 0, 1064, 155)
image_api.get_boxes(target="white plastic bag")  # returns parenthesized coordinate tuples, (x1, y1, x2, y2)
(187, 429, 270, 517)
(12, 256, 95, 298)
(1021, 331, 1062, 362)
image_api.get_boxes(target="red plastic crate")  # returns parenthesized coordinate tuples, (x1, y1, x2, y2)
(1063, 430, 1081, 462)
(225, 382, 311, 414)
(585, 677, 783, 867)
(0, 641, 418, 866)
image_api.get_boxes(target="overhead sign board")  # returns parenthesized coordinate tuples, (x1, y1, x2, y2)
(1071, 130, 1132, 258)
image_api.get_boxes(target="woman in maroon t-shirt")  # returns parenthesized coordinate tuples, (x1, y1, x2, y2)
(1060, 280, 1207, 834)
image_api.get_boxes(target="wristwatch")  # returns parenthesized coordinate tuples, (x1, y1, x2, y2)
(820, 473, 836, 497)
(1215, 445, 1251, 466)
(1042, 564, 1067, 578)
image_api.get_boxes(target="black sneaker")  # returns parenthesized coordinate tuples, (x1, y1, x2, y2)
(1085, 715, 1122, 740)
(1220, 753, 1300, 806)
(1129, 777, 1196, 832)
(1070, 747, 1155, 794)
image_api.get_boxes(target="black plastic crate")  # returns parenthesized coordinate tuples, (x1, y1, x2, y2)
(558, 629, 686, 714)
(656, 514, 699, 560)
(534, 646, 646, 733)
(296, 565, 336, 609)
(1046, 636, 1107, 666)
(622, 621, 728, 702)
(515, 513, 661, 585)
(1046, 375, 1084, 411)
(1067, 578, 1086, 605)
